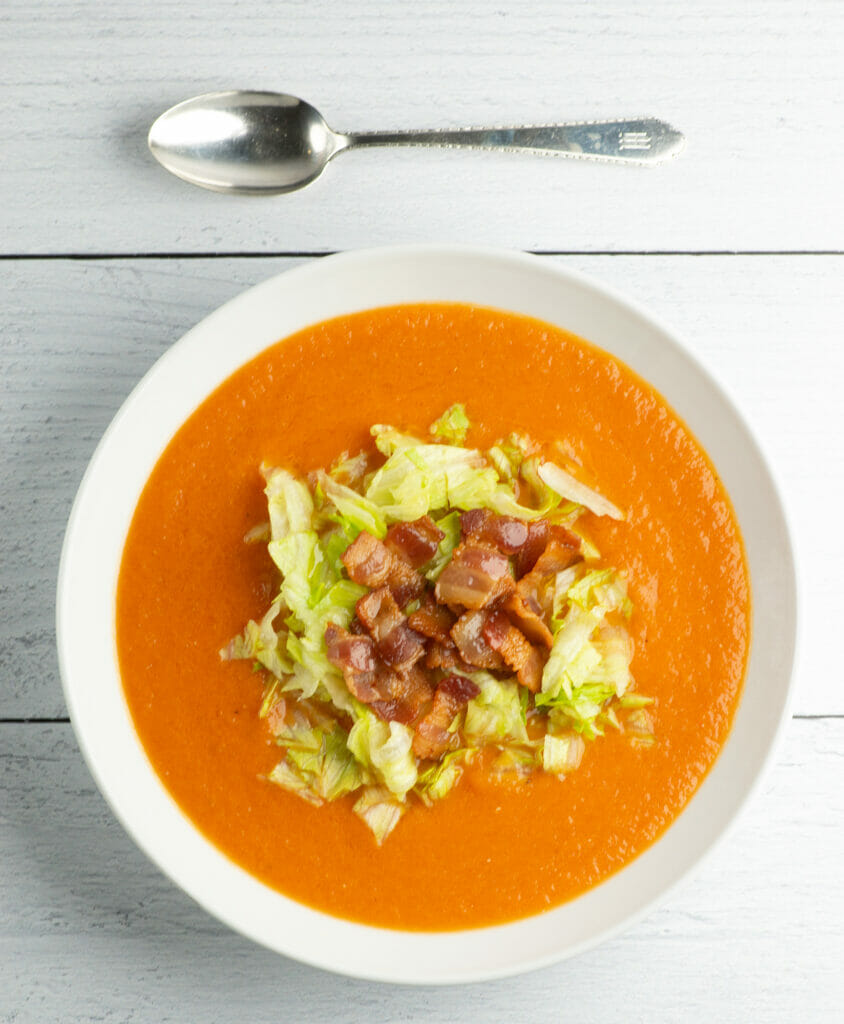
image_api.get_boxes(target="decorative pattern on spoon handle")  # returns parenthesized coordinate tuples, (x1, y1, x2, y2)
(343, 119, 684, 165)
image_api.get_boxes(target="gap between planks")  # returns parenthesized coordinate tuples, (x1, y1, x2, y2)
(0, 250, 843, 261)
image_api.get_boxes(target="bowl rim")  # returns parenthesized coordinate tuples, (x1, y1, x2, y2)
(56, 244, 799, 984)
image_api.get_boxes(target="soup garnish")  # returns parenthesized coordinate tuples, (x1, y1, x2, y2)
(222, 405, 653, 844)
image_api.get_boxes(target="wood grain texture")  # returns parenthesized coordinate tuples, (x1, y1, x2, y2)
(1, 718, 841, 1022)
(1, 0, 842, 254)
(1, 254, 840, 718)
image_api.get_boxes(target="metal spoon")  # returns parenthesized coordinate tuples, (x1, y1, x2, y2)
(148, 90, 685, 195)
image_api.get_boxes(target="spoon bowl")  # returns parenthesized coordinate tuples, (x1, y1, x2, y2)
(148, 90, 685, 195)
(148, 91, 346, 194)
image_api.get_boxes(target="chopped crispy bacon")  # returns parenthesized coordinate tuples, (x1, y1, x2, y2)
(356, 587, 425, 671)
(483, 609, 546, 692)
(424, 641, 462, 670)
(387, 557, 427, 608)
(407, 592, 456, 645)
(342, 531, 391, 587)
(435, 543, 515, 610)
(515, 522, 580, 577)
(385, 516, 444, 569)
(325, 622, 432, 722)
(460, 509, 529, 554)
(411, 674, 480, 759)
(324, 622, 381, 702)
(450, 610, 506, 670)
(506, 537, 583, 647)
(372, 666, 435, 724)
(342, 529, 426, 607)
(504, 591, 553, 648)
(513, 519, 549, 577)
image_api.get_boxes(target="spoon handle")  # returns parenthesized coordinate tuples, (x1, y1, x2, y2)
(343, 118, 683, 165)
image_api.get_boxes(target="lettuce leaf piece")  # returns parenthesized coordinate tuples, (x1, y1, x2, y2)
(370, 424, 424, 457)
(268, 531, 322, 626)
(417, 748, 472, 804)
(347, 711, 418, 798)
(429, 403, 470, 445)
(518, 456, 563, 516)
(567, 568, 629, 615)
(587, 625, 634, 698)
(272, 712, 323, 751)
(286, 727, 363, 801)
(619, 692, 654, 709)
(267, 759, 323, 806)
(312, 579, 369, 629)
(550, 564, 583, 627)
(320, 521, 359, 578)
(424, 510, 462, 582)
(487, 433, 531, 483)
(542, 732, 586, 775)
(626, 707, 655, 746)
(537, 461, 624, 520)
(262, 465, 314, 540)
(366, 443, 485, 520)
(316, 470, 387, 539)
(464, 673, 529, 745)
(220, 598, 293, 680)
(353, 786, 407, 845)
(329, 450, 370, 488)
(539, 604, 605, 701)
(490, 746, 536, 782)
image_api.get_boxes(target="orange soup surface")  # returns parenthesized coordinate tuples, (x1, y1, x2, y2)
(117, 303, 749, 930)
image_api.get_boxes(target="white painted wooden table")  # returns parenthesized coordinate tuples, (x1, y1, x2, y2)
(2, 2, 842, 1020)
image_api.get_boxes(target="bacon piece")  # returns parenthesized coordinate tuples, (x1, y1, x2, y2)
(460, 509, 529, 554)
(324, 622, 381, 702)
(424, 641, 462, 671)
(412, 674, 480, 760)
(435, 543, 515, 610)
(514, 521, 580, 577)
(325, 622, 432, 722)
(342, 530, 426, 607)
(356, 587, 425, 671)
(386, 557, 427, 608)
(407, 592, 456, 645)
(513, 519, 549, 578)
(372, 666, 435, 724)
(385, 516, 444, 569)
(483, 609, 546, 692)
(506, 538, 583, 647)
(504, 591, 554, 648)
(450, 610, 506, 670)
(342, 531, 391, 587)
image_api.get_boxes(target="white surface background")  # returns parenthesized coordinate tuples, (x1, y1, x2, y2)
(1, 2, 842, 1021)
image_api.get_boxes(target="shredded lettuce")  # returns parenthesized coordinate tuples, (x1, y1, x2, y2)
(220, 597, 292, 680)
(347, 712, 418, 799)
(417, 749, 473, 804)
(542, 732, 586, 775)
(353, 786, 407, 845)
(537, 461, 625, 521)
(424, 510, 461, 581)
(224, 404, 648, 844)
(464, 674, 529, 745)
(429, 403, 470, 445)
(317, 470, 387, 538)
(262, 464, 314, 540)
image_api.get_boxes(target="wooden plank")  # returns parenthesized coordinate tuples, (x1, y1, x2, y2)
(0, 0, 842, 254)
(1, 718, 841, 1021)
(1, 254, 840, 718)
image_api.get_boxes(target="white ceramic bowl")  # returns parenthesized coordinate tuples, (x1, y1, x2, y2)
(57, 246, 797, 984)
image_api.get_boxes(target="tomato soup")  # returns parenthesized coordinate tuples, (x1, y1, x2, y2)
(117, 303, 749, 930)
